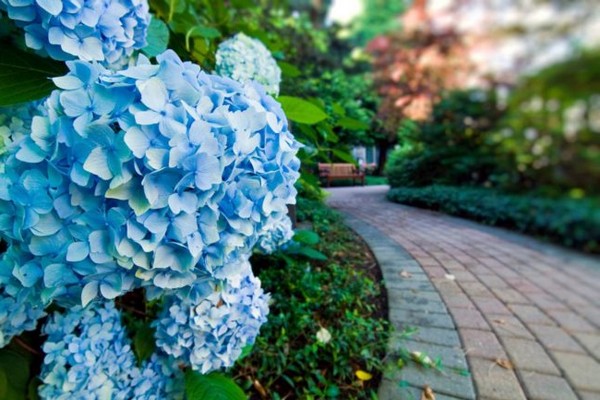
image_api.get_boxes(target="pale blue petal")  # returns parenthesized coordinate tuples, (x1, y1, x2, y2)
(134, 110, 161, 125)
(67, 242, 89, 262)
(81, 281, 98, 306)
(167, 192, 197, 214)
(36, 0, 62, 15)
(13, 262, 43, 287)
(80, 37, 104, 61)
(83, 147, 112, 180)
(138, 77, 168, 111)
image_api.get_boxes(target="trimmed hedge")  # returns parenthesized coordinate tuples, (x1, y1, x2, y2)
(387, 186, 600, 253)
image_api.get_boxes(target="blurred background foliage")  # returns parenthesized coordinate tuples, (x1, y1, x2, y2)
(143, 0, 600, 250)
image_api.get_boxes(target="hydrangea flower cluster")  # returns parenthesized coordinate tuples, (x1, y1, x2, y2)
(0, 49, 299, 353)
(0, 102, 42, 159)
(0, 103, 47, 347)
(154, 257, 269, 373)
(0, 0, 150, 65)
(131, 354, 185, 400)
(39, 301, 183, 399)
(0, 246, 47, 347)
(216, 33, 282, 96)
(256, 215, 294, 254)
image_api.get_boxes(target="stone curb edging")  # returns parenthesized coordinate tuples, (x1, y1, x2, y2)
(340, 213, 477, 400)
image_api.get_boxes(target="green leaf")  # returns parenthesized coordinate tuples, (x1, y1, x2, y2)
(187, 24, 221, 40)
(0, 348, 30, 400)
(142, 17, 170, 57)
(185, 25, 221, 51)
(332, 149, 356, 164)
(294, 247, 328, 261)
(278, 96, 328, 125)
(326, 385, 340, 397)
(293, 229, 319, 245)
(236, 344, 253, 362)
(133, 324, 156, 363)
(27, 377, 41, 400)
(278, 61, 301, 78)
(336, 117, 369, 131)
(230, 0, 254, 8)
(185, 371, 246, 400)
(0, 369, 7, 400)
(0, 44, 66, 106)
(332, 103, 346, 116)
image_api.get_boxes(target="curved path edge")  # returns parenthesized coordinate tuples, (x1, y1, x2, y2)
(330, 186, 600, 400)
(341, 212, 477, 400)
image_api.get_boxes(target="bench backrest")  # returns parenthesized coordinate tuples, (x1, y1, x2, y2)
(318, 163, 358, 175)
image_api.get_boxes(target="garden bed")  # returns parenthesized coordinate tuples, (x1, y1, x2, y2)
(233, 199, 389, 399)
(388, 185, 600, 253)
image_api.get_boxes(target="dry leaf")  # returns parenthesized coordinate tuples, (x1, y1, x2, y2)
(444, 274, 455, 281)
(253, 379, 268, 399)
(495, 358, 514, 369)
(400, 270, 412, 279)
(421, 385, 436, 400)
(492, 319, 506, 325)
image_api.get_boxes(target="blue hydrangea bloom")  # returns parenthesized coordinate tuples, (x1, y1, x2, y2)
(256, 215, 294, 254)
(0, 50, 300, 343)
(39, 301, 138, 399)
(0, 0, 150, 65)
(216, 33, 282, 96)
(154, 257, 269, 373)
(0, 245, 47, 347)
(39, 301, 183, 399)
(0, 103, 49, 347)
(131, 354, 184, 400)
(0, 102, 42, 159)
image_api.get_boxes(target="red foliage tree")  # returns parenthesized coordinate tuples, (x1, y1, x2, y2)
(367, 0, 472, 171)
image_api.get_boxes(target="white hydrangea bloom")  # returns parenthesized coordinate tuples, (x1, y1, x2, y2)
(216, 33, 282, 96)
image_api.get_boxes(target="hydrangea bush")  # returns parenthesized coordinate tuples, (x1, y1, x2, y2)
(0, 0, 150, 65)
(0, 47, 301, 395)
(216, 33, 282, 96)
(0, 0, 311, 396)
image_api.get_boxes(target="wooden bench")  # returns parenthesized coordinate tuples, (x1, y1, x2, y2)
(318, 163, 365, 187)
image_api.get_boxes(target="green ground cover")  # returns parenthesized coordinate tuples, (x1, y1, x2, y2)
(234, 199, 390, 399)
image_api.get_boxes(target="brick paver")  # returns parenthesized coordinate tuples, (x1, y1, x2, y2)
(327, 186, 600, 400)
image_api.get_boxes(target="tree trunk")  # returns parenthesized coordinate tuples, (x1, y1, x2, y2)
(376, 139, 392, 176)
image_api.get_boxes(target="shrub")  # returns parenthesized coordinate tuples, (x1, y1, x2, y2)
(385, 91, 504, 188)
(235, 199, 390, 399)
(388, 185, 600, 252)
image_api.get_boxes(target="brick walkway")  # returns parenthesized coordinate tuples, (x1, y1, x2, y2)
(327, 186, 600, 400)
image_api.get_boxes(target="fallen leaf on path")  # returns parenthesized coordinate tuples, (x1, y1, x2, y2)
(400, 270, 412, 279)
(492, 319, 506, 325)
(410, 351, 433, 367)
(495, 358, 514, 369)
(421, 385, 436, 400)
(444, 274, 456, 281)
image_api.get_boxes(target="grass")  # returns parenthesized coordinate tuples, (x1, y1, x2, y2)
(366, 176, 388, 186)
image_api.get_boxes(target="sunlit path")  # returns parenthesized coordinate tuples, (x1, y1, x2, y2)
(328, 185, 600, 400)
